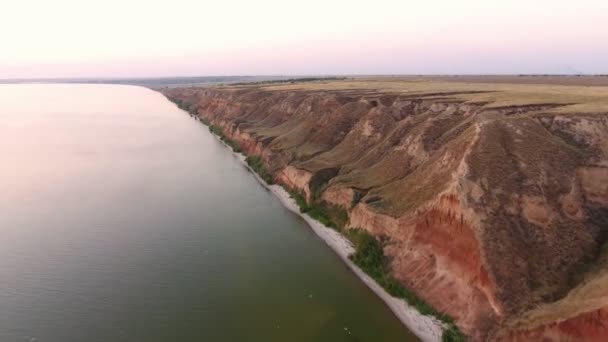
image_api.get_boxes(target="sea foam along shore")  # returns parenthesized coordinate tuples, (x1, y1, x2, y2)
(205, 124, 445, 342)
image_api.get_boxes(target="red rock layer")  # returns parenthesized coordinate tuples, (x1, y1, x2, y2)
(350, 194, 501, 339)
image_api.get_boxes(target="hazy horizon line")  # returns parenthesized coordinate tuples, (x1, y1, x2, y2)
(3, 73, 608, 82)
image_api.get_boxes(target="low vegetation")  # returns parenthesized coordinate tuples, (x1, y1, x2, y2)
(168, 97, 243, 153)
(168, 97, 198, 116)
(260, 77, 608, 113)
(170, 98, 192, 112)
(245, 156, 274, 184)
(346, 228, 466, 342)
(442, 326, 468, 342)
(207, 124, 242, 153)
(288, 189, 347, 231)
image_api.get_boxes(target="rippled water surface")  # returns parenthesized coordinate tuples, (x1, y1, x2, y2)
(0, 84, 416, 341)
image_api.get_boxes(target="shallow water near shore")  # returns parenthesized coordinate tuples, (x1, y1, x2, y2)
(0, 84, 417, 341)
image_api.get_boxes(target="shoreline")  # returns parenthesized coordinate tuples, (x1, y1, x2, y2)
(206, 126, 445, 342)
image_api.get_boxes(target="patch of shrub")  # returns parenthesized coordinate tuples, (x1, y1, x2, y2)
(442, 324, 467, 342)
(289, 189, 308, 211)
(305, 206, 335, 229)
(348, 229, 386, 278)
(325, 204, 348, 229)
(245, 156, 274, 184)
(168, 97, 242, 153)
(205, 124, 242, 153)
(287, 189, 347, 231)
(169, 98, 198, 115)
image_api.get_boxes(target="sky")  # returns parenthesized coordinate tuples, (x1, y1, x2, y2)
(1, 0, 607, 78)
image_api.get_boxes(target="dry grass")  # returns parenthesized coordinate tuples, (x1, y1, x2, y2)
(368, 124, 477, 214)
(215, 77, 608, 216)
(251, 78, 608, 114)
(509, 270, 608, 330)
(507, 244, 608, 330)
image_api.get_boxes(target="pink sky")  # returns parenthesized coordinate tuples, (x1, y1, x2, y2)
(1, 0, 607, 78)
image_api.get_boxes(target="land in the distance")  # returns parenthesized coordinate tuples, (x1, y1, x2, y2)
(162, 76, 608, 341)
(3, 74, 608, 88)
(0, 75, 337, 87)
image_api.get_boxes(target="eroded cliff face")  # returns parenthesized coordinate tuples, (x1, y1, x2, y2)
(162, 85, 608, 340)
(349, 196, 500, 340)
(276, 166, 313, 201)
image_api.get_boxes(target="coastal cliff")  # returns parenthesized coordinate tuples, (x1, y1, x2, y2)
(161, 78, 608, 341)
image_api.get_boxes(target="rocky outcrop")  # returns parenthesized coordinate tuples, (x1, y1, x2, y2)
(276, 166, 313, 200)
(322, 185, 355, 209)
(162, 82, 608, 340)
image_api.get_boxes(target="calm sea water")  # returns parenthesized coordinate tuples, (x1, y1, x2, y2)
(0, 84, 416, 342)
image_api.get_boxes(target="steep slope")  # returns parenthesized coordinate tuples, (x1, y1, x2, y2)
(161, 79, 608, 340)
(501, 243, 608, 341)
